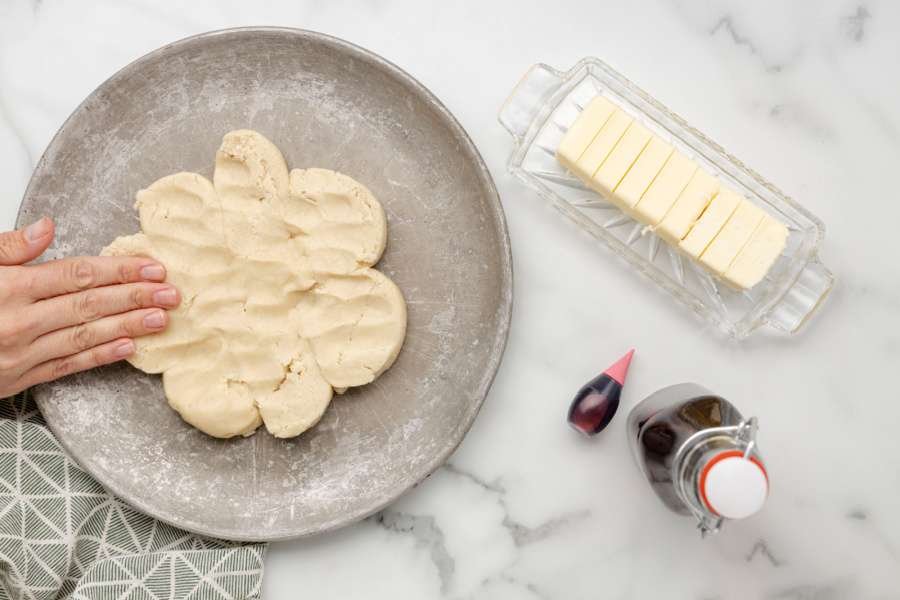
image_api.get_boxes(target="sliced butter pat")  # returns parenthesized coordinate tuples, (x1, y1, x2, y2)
(572, 109, 633, 181)
(656, 169, 720, 244)
(631, 152, 697, 225)
(590, 122, 652, 200)
(615, 136, 673, 209)
(699, 200, 765, 274)
(679, 188, 741, 258)
(723, 216, 789, 289)
(556, 96, 617, 171)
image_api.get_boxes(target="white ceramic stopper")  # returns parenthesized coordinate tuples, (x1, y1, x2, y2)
(701, 455, 768, 520)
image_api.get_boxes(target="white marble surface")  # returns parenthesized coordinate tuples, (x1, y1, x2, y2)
(2, 0, 899, 598)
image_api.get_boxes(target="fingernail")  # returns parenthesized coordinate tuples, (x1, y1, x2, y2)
(152, 287, 178, 306)
(114, 339, 135, 358)
(24, 217, 52, 243)
(143, 310, 166, 329)
(139, 263, 166, 281)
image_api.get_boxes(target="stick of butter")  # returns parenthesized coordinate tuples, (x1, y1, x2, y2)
(656, 169, 719, 244)
(723, 216, 789, 289)
(631, 152, 697, 226)
(554, 94, 791, 290)
(679, 189, 741, 258)
(556, 96, 617, 171)
(699, 200, 765, 274)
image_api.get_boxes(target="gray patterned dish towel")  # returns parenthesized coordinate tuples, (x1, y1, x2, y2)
(0, 393, 265, 600)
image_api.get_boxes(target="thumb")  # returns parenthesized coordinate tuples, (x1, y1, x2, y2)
(0, 217, 55, 266)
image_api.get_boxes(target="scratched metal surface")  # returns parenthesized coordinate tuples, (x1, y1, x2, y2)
(17, 28, 512, 541)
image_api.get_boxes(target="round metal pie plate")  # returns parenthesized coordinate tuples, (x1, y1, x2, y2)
(17, 28, 512, 541)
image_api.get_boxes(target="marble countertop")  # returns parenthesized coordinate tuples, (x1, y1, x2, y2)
(2, 1, 899, 598)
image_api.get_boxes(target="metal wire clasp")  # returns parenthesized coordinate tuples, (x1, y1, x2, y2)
(735, 417, 759, 459)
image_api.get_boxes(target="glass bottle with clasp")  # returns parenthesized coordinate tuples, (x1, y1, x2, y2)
(626, 383, 768, 535)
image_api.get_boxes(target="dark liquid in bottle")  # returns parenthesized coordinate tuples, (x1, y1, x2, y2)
(567, 374, 622, 435)
(627, 385, 744, 514)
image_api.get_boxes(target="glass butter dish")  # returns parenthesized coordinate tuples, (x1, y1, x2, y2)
(499, 58, 834, 339)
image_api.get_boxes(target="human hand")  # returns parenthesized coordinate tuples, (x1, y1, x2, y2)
(0, 217, 181, 397)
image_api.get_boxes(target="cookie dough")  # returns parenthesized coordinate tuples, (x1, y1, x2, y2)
(103, 130, 407, 438)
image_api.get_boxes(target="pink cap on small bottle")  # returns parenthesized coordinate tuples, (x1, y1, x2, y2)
(603, 349, 634, 385)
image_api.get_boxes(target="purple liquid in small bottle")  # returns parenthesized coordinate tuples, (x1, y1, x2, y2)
(567, 373, 622, 435)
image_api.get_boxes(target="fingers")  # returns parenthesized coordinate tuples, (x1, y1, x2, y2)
(29, 282, 181, 338)
(26, 308, 168, 365)
(0, 217, 54, 266)
(22, 255, 168, 300)
(15, 338, 136, 391)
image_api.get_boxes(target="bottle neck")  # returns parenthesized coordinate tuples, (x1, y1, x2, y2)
(671, 418, 763, 536)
